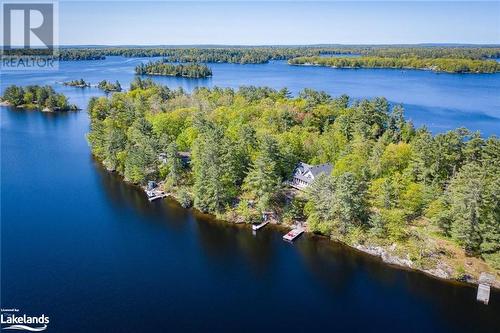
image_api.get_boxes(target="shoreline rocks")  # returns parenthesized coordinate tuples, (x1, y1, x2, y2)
(354, 244, 414, 269)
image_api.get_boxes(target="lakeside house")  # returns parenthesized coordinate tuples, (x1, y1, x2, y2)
(288, 162, 333, 190)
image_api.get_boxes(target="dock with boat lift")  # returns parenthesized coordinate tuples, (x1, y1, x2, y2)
(477, 272, 495, 305)
(283, 227, 304, 242)
(145, 180, 168, 202)
(146, 189, 168, 202)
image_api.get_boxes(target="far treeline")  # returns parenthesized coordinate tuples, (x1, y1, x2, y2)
(1, 85, 77, 111)
(58, 47, 336, 63)
(7, 46, 499, 64)
(87, 79, 499, 272)
(135, 60, 212, 78)
(289, 56, 500, 73)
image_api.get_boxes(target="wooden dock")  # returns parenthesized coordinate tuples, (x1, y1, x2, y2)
(146, 190, 167, 202)
(252, 221, 269, 231)
(477, 272, 495, 305)
(283, 227, 304, 242)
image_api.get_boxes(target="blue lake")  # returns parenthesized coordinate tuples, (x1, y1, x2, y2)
(1, 56, 499, 135)
(1, 58, 499, 332)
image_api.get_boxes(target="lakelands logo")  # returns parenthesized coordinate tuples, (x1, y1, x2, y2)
(0, 309, 49, 331)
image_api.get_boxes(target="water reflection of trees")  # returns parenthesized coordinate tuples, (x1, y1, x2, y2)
(95, 160, 499, 332)
(96, 159, 276, 275)
(295, 235, 500, 332)
(192, 211, 276, 277)
(94, 160, 188, 231)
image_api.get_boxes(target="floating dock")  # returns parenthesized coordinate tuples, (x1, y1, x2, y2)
(477, 272, 495, 305)
(146, 190, 167, 202)
(252, 221, 269, 231)
(283, 227, 304, 242)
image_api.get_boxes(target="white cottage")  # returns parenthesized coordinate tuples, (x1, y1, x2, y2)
(289, 162, 333, 190)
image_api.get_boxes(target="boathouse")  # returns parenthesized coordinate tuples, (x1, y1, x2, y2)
(288, 162, 333, 190)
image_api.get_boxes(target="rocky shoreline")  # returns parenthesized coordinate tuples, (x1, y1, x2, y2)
(353, 244, 499, 289)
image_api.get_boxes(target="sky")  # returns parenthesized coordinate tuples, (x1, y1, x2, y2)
(57, 1, 500, 45)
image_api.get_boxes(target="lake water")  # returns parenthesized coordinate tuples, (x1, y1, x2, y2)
(1, 58, 499, 332)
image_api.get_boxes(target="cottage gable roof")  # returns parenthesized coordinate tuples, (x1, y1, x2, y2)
(292, 162, 333, 184)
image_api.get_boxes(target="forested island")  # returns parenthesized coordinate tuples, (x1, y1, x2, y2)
(289, 56, 500, 73)
(63, 78, 90, 88)
(61, 79, 122, 92)
(87, 79, 499, 284)
(97, 80, 122, 93)
(135, 60, 212, 78)
(1, 85, 78, 111)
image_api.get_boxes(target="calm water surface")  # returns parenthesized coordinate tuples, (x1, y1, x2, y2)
(1, 58, 499, 332)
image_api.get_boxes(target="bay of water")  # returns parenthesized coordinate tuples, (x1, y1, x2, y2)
(1, 58, 499, 332)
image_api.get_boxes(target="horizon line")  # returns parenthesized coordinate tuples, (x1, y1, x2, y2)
(9, 43, 500, 48)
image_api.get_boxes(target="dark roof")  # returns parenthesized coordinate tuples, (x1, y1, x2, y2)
(292, 162, 333, 184)
(307, 163, 333, 177)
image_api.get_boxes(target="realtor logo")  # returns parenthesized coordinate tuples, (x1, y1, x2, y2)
(3, 2, 54, 50)
(1, 1, 59, 70)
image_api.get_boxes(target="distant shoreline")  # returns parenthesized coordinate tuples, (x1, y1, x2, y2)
(289, 62, 499, 74)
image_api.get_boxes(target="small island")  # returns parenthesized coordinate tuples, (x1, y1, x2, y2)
(97, 80, 122, 93)
(1, 85, 78, 111)
(288, 56, 500, 73)
(63, 78, 90, 88)
(135, 60, 212, 78)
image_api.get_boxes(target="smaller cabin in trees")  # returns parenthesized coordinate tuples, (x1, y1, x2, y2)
(158, 151, 191, 167)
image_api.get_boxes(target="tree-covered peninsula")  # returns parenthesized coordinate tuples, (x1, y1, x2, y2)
(87, 80, 499, 281)
(289, 56, 500, 73)
(1, 85, 78, 111)
(135, 60, 212, 78)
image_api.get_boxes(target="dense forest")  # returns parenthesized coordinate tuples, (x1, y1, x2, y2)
(97, 80, 122, 93)
(359, 46, 500, 59)
(59, 46, 500, 63)
(7, 46, 498, 64)
(1, 85, 77, 111)
(135, 60, 212, 78)
(63, 78, 90, 88)
(289, 56, 500, 73)
(58, 47, 333, 63)
(59, 50, 106, 61)
(87, 79, 499, 273)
